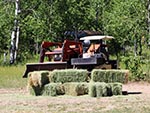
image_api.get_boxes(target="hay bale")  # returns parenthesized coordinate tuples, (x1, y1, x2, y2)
(56, 84, 65, 95)
(121, 70, 129, 84)
(27, 85, 44, 96)
(106, 84, 113, 96)
(42, 83, 65, 96)
(91, 70, 104, 82)
(89, 82, 108, 97)
(64, 82, 89, 96)
(88, 82, 97, 97)
(96, 82, 108, 97)
(28, 71, 50, 87)
(109, 82, 122, 95)
(89, 82, 122, 97)
(83, 83, 89, 94)
(51, 69, 88, 83)
(43, 83, 57, 96)
(42, 83, 58, 96)
(91, 69, 129, 83)
(48, 71, 53, 83)
(27, 71, 50, 96)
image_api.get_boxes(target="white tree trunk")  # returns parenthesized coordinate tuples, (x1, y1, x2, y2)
(10, 0, 20, 64)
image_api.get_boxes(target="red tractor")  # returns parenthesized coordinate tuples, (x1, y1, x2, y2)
(23, 36, 117, 78)
(23, 39, 83, 77)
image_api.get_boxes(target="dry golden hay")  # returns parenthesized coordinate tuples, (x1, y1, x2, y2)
(63, 82, 89, 96)
(27, 71, 50, 96)
(28, 71, 50, 87)
(28, 72, 40, 87)
(56, 84, 65, 95)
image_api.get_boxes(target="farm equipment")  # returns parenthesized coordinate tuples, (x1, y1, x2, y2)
(23, 35, 117, 78)
(23, 40, 83, 77)
(71, 36, 117, 71)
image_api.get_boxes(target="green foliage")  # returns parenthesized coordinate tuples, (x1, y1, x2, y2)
(121, 56, 146, 81)
(103, 0, 147, 57)
(0, 0, 148, 64)
(54, 0, 95, 31)
(0, 1, 14, 53)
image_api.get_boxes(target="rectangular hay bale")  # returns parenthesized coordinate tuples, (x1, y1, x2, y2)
(51, 69, 88, 83)
(42, 83, 57, 96)
(89, 82, 108, 97)
(64, 82, 89, 96)
(27, 71, 50, 96)
(42, 83, 65, 96)
(91, 69, 129, 83)
(88, 82, 97, 97)
(28, 71, 50, 87)
(96, 82, 108, 97)
(108, 82, 122, 95)
(89, 82, 122, 97)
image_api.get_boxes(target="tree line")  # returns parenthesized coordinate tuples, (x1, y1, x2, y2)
(0, 0, 148, 63)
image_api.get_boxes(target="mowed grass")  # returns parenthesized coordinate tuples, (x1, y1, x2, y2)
(1, 65, 150, 113)
(0, 65, 27, 88)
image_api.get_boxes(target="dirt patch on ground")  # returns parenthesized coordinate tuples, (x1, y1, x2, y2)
(0, 82, 150, 113)
(123, 82, 150, 94)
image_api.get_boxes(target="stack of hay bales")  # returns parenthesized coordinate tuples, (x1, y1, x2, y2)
(28, 69, 88, 96)
(89, 69, 129, 97)
(89, 82, 123, 97)
(41, 69, 88, 96)
(27, 69, 128, 97)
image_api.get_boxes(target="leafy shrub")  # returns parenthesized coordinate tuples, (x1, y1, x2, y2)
(121, 56, 146, 81)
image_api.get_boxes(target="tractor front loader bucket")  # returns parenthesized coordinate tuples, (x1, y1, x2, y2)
(23, 62, 72, 78)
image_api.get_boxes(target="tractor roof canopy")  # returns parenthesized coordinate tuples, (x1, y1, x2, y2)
(80, 36, 114, 41)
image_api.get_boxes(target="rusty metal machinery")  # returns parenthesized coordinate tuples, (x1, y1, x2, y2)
(23, 35, 117, 78)
(23, 40, 83, 78)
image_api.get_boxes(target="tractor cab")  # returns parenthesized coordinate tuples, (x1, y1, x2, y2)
(71, 35, 116, 70)
(81, 36, 113, 60)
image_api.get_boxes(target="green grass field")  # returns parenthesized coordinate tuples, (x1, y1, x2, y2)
(0, 65, 27, 88)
